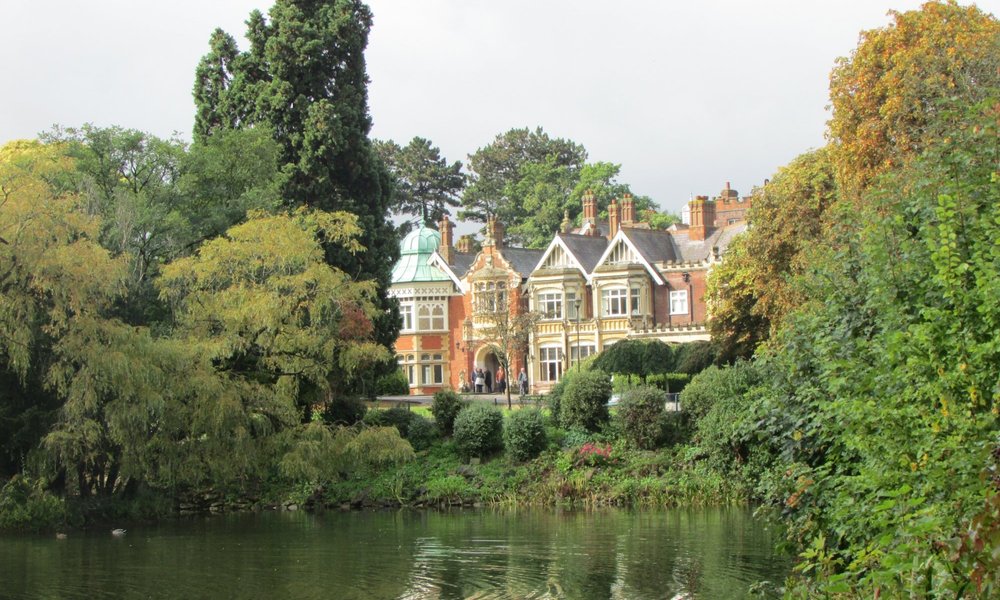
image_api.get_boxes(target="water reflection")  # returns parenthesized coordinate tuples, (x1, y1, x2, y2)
(0, 508, 787, 599)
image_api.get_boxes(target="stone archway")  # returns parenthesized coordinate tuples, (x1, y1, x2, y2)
(474, 346, 501, 393)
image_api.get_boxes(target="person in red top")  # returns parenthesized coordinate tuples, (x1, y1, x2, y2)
(496, 366, 506, 394)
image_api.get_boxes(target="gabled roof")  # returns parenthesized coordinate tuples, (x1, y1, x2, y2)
(592, 229, 665, 285)
(530, 233, 609, 281)
(620, 227, 679, 264)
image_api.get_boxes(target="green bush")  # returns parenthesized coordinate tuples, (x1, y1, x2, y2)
(503, 409, 547, 462)
(616, 385, 666, 450)
(363, 407, 416, 437)
(375, 369, 410, 395)
(431, 390, 466, 436)
(0, 475, 67, 531)
(559, 369, 612, 432)
(405, 415, 439, 451)
(452, 404, 503, 458)
(322, 396, 368, 425)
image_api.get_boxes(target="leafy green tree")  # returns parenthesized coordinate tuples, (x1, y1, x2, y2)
(453, 404, 504, 458)
(616, 386, 667, 450)
(461, 126, 586, 226)
(194, 0, 400, 355)
(706, 148, 837, 361)
(503, 409, 547, 462)
(375, 137, 464, 225)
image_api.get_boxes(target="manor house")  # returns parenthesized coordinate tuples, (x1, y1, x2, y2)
(389, 183, 751, 395)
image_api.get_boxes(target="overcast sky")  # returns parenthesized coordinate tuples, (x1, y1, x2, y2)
(3, 0, 997, 217)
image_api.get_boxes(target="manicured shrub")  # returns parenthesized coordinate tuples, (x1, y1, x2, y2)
(405, 415, 439, 451)
(452, 404, 503, 458)
(503, 409, 547, 462)
(375, 369, 410, 395)
(559, 369, 612, 432)
(617, 385, 667, 450)
(322, 396, 368, 425)
(363, 407, 417, 437)
(431, 390, 466, 436)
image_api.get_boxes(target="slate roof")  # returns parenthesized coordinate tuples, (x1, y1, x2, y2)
(449, 252, 475, 276)
(620, 227, 679, 264)
(667, 222, 747, 263)
(558, 233, 609, 272)
(501, 247, 546, 277)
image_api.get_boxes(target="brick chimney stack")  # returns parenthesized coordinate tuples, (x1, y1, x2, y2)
(688, 195, 716, 241)
(608, 198, 620, 239)
(456, 235, 473, 254)
(439, 217, 453, 264)
(621, 193, 635, 226)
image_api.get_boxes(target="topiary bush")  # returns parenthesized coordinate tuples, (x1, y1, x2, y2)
(503, 409, 547, 462)
(559, 369, 612, 432)
(431, 390, 466, 436)
(452, 404, 503, 458)
(405, 415, 439, 451)
(616, 385, 667, 450)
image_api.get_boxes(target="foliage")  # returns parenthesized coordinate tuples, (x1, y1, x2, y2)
(375, 369, 409, 396)
(591, 339, 675, 381)
(375, 137, 464, 226)
(0, 475, 68, 531)
(404, 415, 439, 452)
(559, 369, 612, 432)
(616, 386, 667, 450)
(363, 407, 418, 438)
(673, 341, 718, 374)
(278, 422, 352, 483)
(345, 426, 415, 470)
(751, 98, 1000, 595)
(460, 128, 652, 247)
(194, 0, 401, 365)
(431, 390, 466, 436)
(503, 409, 547, 462)
(322, 396, 367, 426)
(452, 404, 504, 458)
(706, 148, 837, 361)
(685, 362, 764, 473)
(828, 0, 1000, 198)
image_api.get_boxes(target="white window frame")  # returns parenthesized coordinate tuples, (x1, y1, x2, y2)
(630, 286, 641, 316)
(416, 302, 446, 331)
(670, 289, 689, 315)
(566, 291, 580, 320)
(399, 303, 414, 331)
(537, 291, 563, 320)
(602, 287, 628, 317)
(539, 346, 563, 382)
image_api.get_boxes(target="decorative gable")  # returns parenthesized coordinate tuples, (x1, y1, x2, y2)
(606, 239, 638, 265)
(542, 244, 573, 269)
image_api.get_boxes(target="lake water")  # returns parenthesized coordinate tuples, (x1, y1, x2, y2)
(0, 508, 788, 599)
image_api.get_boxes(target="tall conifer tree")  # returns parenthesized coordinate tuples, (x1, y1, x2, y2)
(193, 0, 400, 359)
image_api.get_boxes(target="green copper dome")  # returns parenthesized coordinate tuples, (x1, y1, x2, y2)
(391, 225, 451, 283)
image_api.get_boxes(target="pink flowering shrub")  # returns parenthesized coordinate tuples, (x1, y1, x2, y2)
(576, 442, 614, 468)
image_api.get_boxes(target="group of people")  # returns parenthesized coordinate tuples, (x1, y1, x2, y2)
(472, 366, 502, 394)
(464, 366, 529, 396)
